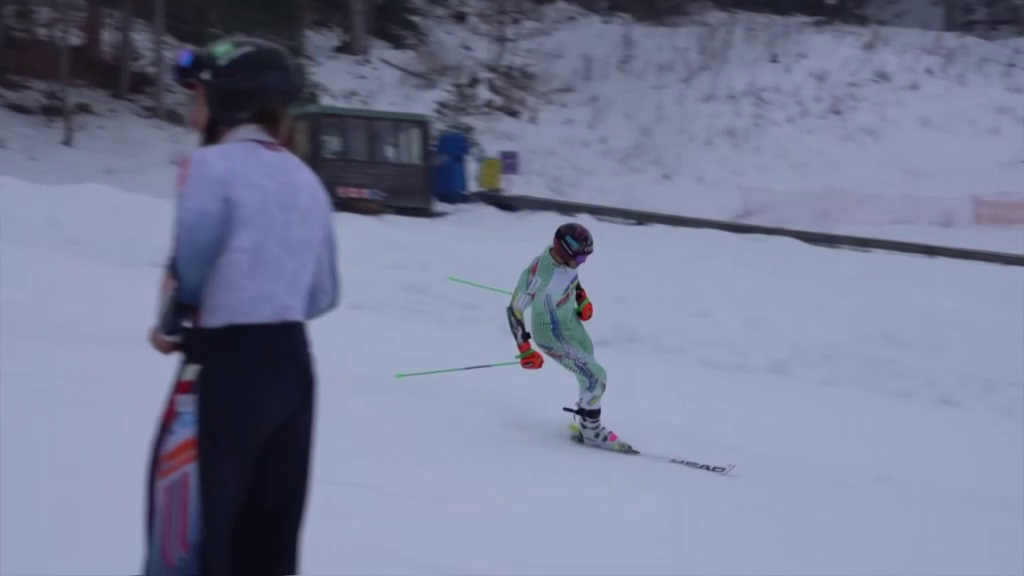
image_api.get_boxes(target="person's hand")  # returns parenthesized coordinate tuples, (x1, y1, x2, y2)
(576, 286, 593, 321)
(516, 342, 544, 370)
(149, 327, 179, 355)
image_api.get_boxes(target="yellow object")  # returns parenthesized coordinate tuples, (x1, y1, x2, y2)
(478, 157, 502, 191)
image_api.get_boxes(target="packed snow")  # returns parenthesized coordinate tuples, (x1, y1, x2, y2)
(1, 175, 1022, 575)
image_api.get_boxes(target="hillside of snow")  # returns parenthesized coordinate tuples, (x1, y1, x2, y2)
(309, 6, 1024, 221)
(1, 174, 1022, 574)
(1, 4, 1022, 253)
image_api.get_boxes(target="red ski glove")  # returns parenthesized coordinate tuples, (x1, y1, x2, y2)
(517, 341, 544, 370)
(575, 286, 593, 321)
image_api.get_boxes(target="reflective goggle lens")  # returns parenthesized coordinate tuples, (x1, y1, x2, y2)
(174, 49, 203, 90)
(177, 49, 195, 68)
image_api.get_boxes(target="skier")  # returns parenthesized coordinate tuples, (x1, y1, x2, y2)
(143, 36, 339, 576)
(506, 222, 633, 453)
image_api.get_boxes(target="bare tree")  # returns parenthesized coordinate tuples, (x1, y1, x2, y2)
(943, 0, 961, 29)
(470, 0, 548, 68)
(348, 0, 371, 55)
(57, 0, 75, 146)
(116, 0, 133, 99)
(476, 0, 534, 67)
(0, 0, 8, 79)
(154, 0, 165, 118)
(83, 0, 103, 61)
(14, 0, 32, 26)
(296, 0, 309, 57)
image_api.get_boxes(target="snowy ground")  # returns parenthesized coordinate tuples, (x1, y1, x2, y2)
(1, 175, 1022, 575)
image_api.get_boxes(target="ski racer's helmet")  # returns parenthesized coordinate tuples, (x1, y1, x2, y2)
(173, 36, 303, 130)
(554, 222, 594, 265)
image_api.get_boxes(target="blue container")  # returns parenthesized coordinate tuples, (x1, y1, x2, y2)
(432, 131, 471, 203)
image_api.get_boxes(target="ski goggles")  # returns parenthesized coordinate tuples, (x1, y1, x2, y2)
(561, 236, 592, 264)
(174, 48, 211, 91)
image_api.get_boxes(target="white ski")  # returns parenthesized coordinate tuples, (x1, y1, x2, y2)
(568, 422, 736, 476)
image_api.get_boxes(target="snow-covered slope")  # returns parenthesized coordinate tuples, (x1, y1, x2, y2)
(1, 175, 1022, 574)
(1, 4, 1022, 252)
(310, 7, 1024, 218)
(0, 105, 192, 197)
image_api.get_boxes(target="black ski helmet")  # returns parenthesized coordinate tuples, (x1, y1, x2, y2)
(554, 222, 594, 264)
(173, 36, 303, 130)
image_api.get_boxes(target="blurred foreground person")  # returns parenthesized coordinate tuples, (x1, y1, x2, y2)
(142, 36, 339, 576)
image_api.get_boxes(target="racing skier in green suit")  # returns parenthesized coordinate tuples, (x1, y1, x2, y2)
(506, 223, 633, 453)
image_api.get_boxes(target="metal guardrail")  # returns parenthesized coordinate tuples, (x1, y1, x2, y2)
(470, 192, 1024, 267)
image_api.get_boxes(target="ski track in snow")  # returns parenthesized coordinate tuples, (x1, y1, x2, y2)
(1, 178, 1022, 575)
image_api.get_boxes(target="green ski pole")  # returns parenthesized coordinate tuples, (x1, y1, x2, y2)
(447, 276, 512, 296)
(420, 278, 519, 377)
(395, 360, 519, 379)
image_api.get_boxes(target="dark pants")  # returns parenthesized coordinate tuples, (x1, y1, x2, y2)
(144, 322, 315, 576)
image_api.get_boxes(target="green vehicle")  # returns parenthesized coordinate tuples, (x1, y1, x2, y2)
(286, 104, 433, 215)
